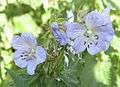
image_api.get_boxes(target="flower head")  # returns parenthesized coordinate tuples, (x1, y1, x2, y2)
(11, 33, 46, 75)
(66, 7, 114, 55)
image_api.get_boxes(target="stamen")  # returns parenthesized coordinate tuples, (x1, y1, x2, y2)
(90, 43, 92, 45)
(26, 58, 32, 61)
(87, 29, 92, 34)
(95, 42, 98, 45)
(83, 33, 90, 38)
(22, 57, 26, 60)
(22, 52, 25, 54)
(20, 55, 23, 57)
(88, 45, 90, 48)
(86, 35, 89, 38)
(94, 35, 99, 40)
(24, 55, 28, 56)
(20, 48, 36, 61)
(84, 41, 86, 45)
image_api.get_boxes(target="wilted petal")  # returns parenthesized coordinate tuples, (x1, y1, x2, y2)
(60, 33, 69, 45)
(36, 46, 46, 64)
(52, 22, 68, 45)
(13, 50, 28, 68)
(72, 37, 86, 54)
(27, 59, 37, 75)
(65, 22, 85, 39)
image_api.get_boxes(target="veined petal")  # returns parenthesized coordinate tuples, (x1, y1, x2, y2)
(87, 39, 109, 55)
(85, 11, 111, 30)
(21, 32, 37, 47)
(96, 25, 114, 42)
(11, 36, 28, 50)
(36, 46, 47, 64)
(27, 59, 37, 75)
(65, 22, 85, 39)
(72, 37, 86, 54)
(13, 50, 28, 68)
(11, 33, 37, 50)
(102, 32, 114, 42)
(95, 23, 113, 33)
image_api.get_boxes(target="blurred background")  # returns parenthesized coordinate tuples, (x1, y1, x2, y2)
(0, 0, 120, 87)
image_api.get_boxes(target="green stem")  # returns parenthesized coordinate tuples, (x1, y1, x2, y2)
(48, 48, 65, 77)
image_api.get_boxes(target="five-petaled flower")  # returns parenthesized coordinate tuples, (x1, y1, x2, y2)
(65, 7, 114, 55)
(11, 33, 46, 75)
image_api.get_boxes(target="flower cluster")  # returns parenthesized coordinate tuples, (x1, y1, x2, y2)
(51, 7, 114, 55)
(11, 7, 114, 75)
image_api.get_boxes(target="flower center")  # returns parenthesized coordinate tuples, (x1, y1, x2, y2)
(21, 48, 36, 61)
(86, 29, 93, 35)
(28, 48, 36, 58)
(83, 28, 99, 48)
(84, 30, 92, 39)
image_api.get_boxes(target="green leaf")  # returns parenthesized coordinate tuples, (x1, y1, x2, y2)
(5, 68, 28, 87)
(79, 54, 111, 87)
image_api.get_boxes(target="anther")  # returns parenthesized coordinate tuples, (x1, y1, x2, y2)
(94, 35, 99, 40)
(88, 45, 90, 48)
(20, 55, 23, 57)
(95, 42, 98, 45)
(84, 41, 86, 45)
(86, 35, 89, 38)
(90, 43, 92, 45)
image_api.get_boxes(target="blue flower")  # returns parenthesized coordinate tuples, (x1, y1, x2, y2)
(11, 33, 46, 75)
(66, 7, 114, 55)
(51, 22, 69, 45)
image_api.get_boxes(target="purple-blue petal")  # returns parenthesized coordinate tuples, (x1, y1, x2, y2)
(21, 32, 37, 47)
(96, 24, 114, 42)
(36, 46, 47, 64)
(85, 11, 111, 29)
(87, 39, 109, 55)
(11, 32, 37, 50)
(72, 37, 86, 54)
(64, 22, 85, 39)
(13, 50, 28, 68)
(27, 59, 37, 75)
(52, 22, 68, 45)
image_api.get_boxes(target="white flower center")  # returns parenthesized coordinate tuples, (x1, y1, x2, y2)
(83, 28, 99, 48)
(21, 48, 36, 61)
(86, 29, 93, 35)
(28, 48, 36, 57)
